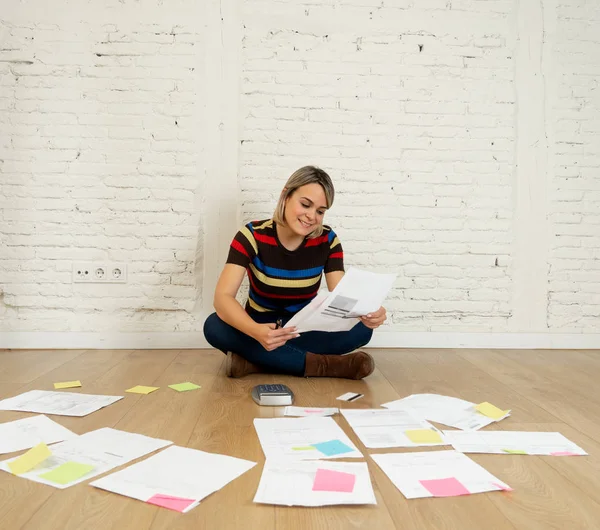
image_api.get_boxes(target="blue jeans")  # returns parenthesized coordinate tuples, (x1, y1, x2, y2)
(203, 312, 373, 376)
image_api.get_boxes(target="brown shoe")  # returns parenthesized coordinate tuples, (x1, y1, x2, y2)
(304, 350, 375, 380)
(225, 352, 263, 378)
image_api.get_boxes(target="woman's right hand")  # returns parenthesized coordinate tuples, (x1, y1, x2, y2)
(252, 323, 299, 351)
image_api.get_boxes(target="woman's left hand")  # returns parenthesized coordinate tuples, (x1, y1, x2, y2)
(360, 306, 387, 329)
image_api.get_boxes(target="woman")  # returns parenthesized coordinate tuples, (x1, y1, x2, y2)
(203, 166, 387, 379)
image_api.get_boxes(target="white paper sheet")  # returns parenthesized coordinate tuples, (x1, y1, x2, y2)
(0, 415, 78, 455)
(0, 390, 123, 417)
(382, 393, 510, 431)
(254, 459, 376, 506)
(253, 417, 362, 460)
(91, 445, 256, 512)
(340, 409, 447, 448)
(371, 450, 511, 499)
(287, 268, 396, 333)
(284, 406, 339, 417)
(0, 428, 172, 488)
(443, 430, 588, 456)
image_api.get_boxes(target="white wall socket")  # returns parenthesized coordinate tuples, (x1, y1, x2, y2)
(72, 262, 128, 283)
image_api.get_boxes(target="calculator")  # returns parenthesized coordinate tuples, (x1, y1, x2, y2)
(251, 384, 294, 406)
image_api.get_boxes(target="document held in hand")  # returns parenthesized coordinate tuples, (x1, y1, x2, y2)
(287, 267, 396, 333)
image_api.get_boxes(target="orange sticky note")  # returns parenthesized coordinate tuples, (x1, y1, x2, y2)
(8, 443, 52, 475)
(475, 402, 509, 420)
(405, 429, 443, 444)
(54, 380, 82, 389)
(126, 385, 159, 394)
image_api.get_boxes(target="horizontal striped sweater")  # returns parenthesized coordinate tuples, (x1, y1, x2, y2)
(226, 219, 344, 317)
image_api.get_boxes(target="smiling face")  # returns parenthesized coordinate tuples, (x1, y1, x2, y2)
(283, 183, 328, 238)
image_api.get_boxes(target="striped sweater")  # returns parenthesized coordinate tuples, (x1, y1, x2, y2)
(226, 219, 344, 317)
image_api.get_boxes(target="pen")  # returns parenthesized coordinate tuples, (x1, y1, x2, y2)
(276, 319, 283, 329)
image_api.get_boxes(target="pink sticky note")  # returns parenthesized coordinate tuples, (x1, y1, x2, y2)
(312, 468, 356, 493)
(420, 477, 470, 497)
(551, 451, 580, 456)
(492, 482, 513, 492)
(147, 494, 196, 512)
(304, 409, 322, 414)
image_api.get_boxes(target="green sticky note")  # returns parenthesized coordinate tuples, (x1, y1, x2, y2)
(502, 448, 527, 455)
(292, 446, 317, 451)
(168, 382, 201, 392)
(39, 462, 95, 485)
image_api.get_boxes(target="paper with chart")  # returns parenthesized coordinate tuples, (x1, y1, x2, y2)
(0, 390, 123, 417)
(286, 267, 396, 333)
(0, 415, 78, 455)
(91, 445, 256, 513)
(284, 406, 339, 417)
(253, 417, 362, 460)
(443, 430, 588, 456)
(382, 393, 510, 431)
(0, 428, 172, 488)
(371, 450, 512, 499)
(254, 459, 376, 507)
(340, 409, 447, 448)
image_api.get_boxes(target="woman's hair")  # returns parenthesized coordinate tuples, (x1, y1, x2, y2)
(272, 165, 335, 239)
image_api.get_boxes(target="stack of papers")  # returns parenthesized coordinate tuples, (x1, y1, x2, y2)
(0, 415, 77, 455)
(254, 460, 376, 506)
(0, 390, 123, 417)
(443, 431, 588, 456)
(371, 450, 512, 499)
(286, 268, 396, 333)
(91, 446, 256, 513)
(382, 394, 510, 431)
(0, 428, 172, 488)
(253, 417, 362, 460)
(340, 409, 447, 448)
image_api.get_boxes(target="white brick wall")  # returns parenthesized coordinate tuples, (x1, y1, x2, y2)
(1, 0, 598, 340)
(0, 3, 203, 332)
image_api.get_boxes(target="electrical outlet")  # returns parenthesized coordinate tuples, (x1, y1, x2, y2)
(72, 262, 127, 283)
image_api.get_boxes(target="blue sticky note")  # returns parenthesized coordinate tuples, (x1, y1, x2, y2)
(311, 439, 354, 457)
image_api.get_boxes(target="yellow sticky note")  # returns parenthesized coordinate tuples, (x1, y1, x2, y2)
(502, 448, 527, 455)
(126, 385, 159, 394)
(39, 462, 95, 485)
(8, 443, 52, 475)
(168, 382, 201, 392)
(292, 446, 317, 451)
(476, 402, 509, 420)
(54, 380, 82, 389)
(405, 429, 443, 444)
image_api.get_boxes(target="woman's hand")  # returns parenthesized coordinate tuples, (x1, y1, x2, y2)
(252, 323, 299, 351)
(360, 306, 387, 329)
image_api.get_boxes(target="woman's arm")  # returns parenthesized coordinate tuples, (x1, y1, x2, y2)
(325, 270, 344, 292)
(213, 264, 261, 339)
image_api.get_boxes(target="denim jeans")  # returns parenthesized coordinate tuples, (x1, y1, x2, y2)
(203, 312, 373, 376)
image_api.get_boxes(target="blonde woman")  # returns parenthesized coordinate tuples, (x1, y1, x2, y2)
(203, 166, 387, 378)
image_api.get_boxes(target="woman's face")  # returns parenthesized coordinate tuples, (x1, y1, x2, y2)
(283, 183, 328, 237)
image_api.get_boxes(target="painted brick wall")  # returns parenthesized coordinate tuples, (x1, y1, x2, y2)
(0, 3, 203, 332)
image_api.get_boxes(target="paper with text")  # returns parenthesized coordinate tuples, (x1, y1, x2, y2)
(371, 450, 511, 499)
(0, 390, 123, 417)
(91, 445, 256, 513)
(0, 415, 77, 455)
(284, 406, 339, 417)
(0, 428, 172, 489)
(254, 460, 376, 506)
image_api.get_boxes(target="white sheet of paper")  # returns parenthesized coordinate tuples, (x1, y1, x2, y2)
(253, 417, 362, 460)
(0, 390, 123, 417)
(0, 428, 172, 489)
(340, 409, 447, 448)
(371, 450, 511, 499)
(0, 415, 78, 455)
(287, 268, 396, 333)
(254, 459, 376, 506)
(284, 406, 339, 417)
(91, 445, 256, 512)
(443, 430, 588, 456)
(382, 393, 510, 431)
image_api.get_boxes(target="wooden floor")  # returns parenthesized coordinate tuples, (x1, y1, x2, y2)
(1, 348, 600, 529)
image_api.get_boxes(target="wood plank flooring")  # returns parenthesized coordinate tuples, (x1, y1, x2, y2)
(0, 348, 599, 530)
